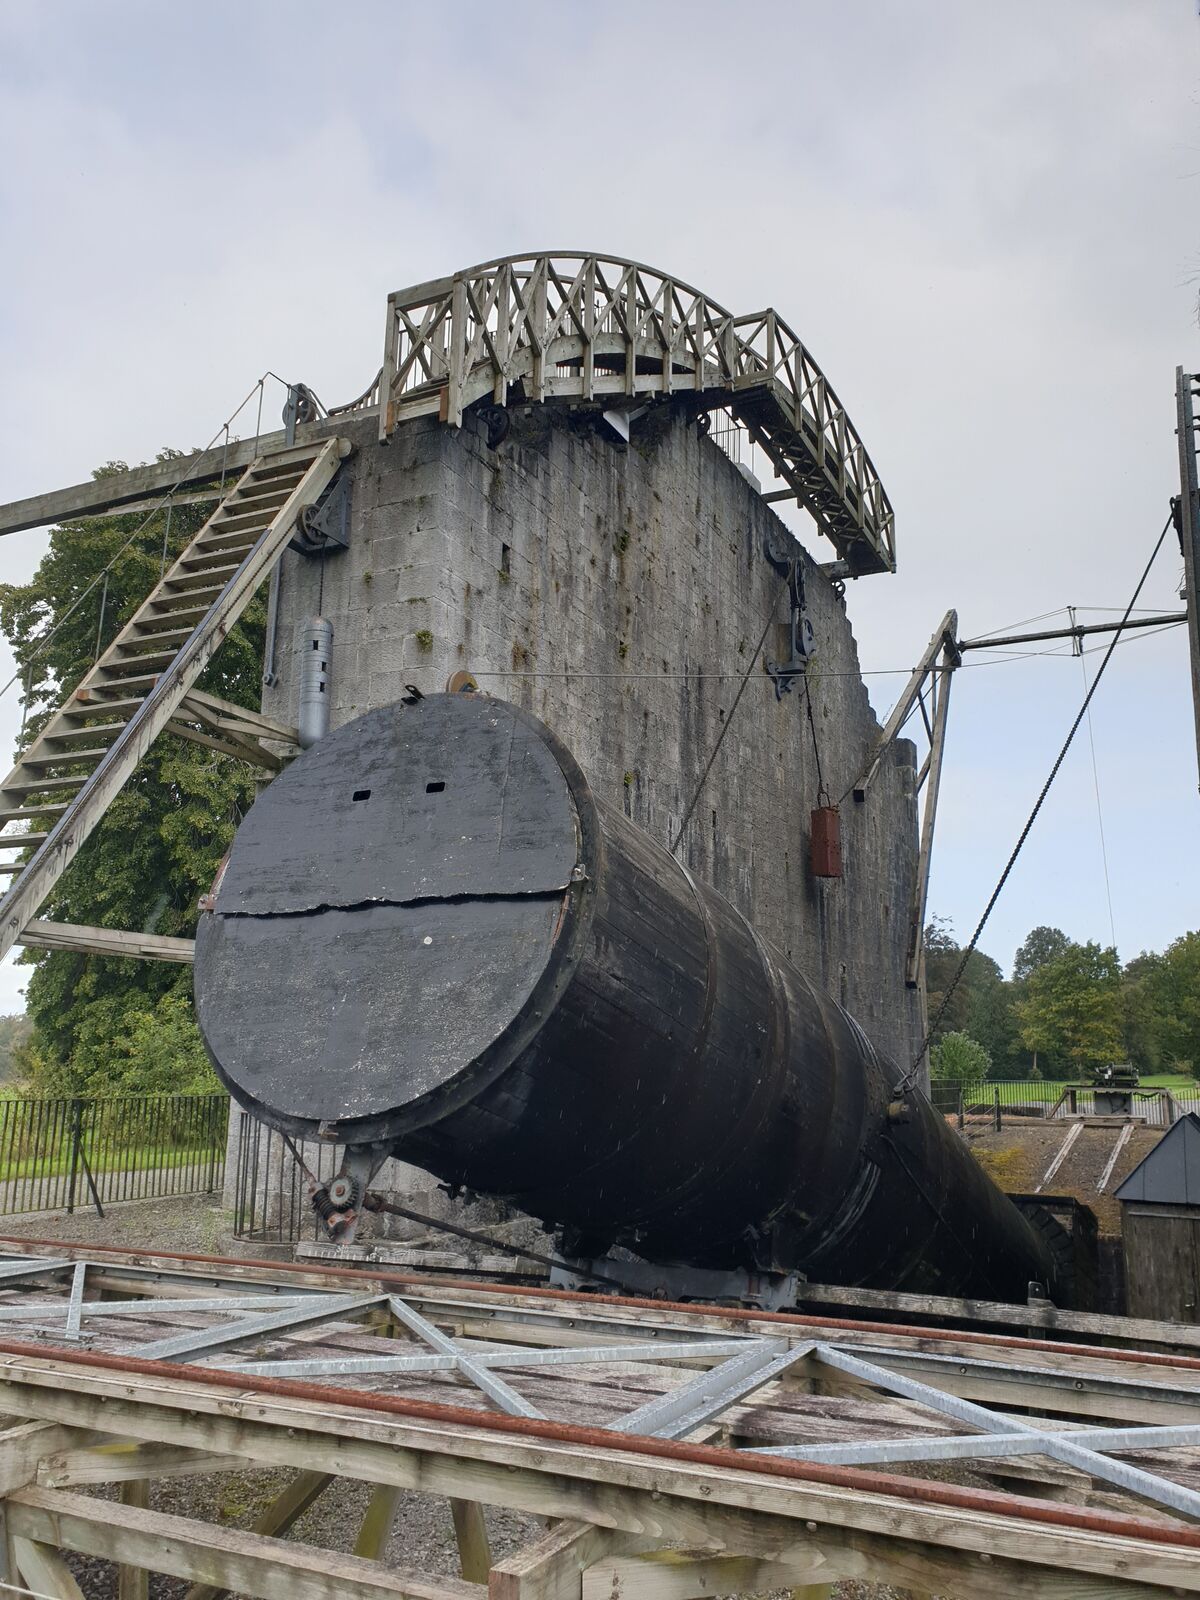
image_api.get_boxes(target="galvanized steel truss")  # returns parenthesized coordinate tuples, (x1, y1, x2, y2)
(379, 253, 896, 576)
(0, 1244, 1194, 1597)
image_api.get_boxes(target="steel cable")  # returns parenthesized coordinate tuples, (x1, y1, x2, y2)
(900, 512, 1175, 1091)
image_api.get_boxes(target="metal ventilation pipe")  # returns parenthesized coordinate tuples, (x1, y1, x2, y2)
(297, 618, 333, 748)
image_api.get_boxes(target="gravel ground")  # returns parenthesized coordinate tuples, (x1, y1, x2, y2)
(0, 1198, 931, 1600)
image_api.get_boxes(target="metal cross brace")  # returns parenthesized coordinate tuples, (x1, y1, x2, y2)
(762, 1343, 1200, 1524)
(757, 1421, 1200, 1467)
(127, 1291, 385, 1362)
(223, 1335, 756, 1382)
(611, 1339, 817, 1440)
(385, 1296, 543, 1419)
(841, 1341, 1200, 1413)
(63, 1263, 86, 1342)
(0, 1258, 75, 1284)
(0, 1293, 324, 1324)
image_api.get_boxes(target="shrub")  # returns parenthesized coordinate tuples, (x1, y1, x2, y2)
(930, 1031, 992, 1084)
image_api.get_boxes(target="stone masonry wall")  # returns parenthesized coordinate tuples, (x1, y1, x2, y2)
(230, 403, 925, 1228)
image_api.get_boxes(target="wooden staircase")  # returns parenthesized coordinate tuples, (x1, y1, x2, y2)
(0, 436, 350, 964)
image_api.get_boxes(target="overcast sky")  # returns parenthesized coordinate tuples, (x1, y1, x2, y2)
(1, 0, 1198, 1014)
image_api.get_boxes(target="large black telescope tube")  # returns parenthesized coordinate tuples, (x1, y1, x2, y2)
(195, 693, 1056, 1300)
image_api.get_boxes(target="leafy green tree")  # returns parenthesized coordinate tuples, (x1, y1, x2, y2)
(0, 457, 264, 1094)
(0, 1015, 32, 1081)
(1015, 941, 1123, 1076)
(1013, 925, 1072, 983)
(1120, 950, 1166, 1075)
(1152, 932, 1200, 1075)
(923, 919, 1022, 1074)
(930, 1030, 991, 1083)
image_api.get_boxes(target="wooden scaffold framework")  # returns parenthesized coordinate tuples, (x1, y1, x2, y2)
(0, 1241, 1190, 1597)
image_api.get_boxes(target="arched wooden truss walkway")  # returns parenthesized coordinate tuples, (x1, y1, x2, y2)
(379, 253, 896, 577)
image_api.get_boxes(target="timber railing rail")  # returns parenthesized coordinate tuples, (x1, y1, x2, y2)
(0, 1091, 228, 1217)
(380, 252, 896, 575)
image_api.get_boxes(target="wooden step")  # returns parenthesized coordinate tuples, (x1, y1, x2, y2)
(249, 453, 321, 479)
(174, 548, 253, 574)
(159, 566, 240, 594)
(107, 626, 194, 652)
(41, 723, 124, 747)
(108, 649, 182, 673)
(203, 514, 273, 540)
(214, 487, 304, 519)
(220, 476, 302, 508)
(0, 833, 51, 849)
(0, 775, 85, 799)
(86, 673, 158, 697)
(64, 695, 146, 719)
(193, 529, 261, 557)
(18, 749, 109, 772)
(0, 803, 69, 827)
(137, 601, 210, 627)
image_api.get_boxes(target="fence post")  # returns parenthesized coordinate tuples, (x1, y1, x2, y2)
(994, 1086, 1001, 1132)
(65, 1098, 83, 1216)
(957, 1089, 964, 1130)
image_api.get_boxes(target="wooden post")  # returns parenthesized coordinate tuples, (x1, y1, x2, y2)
(354, 1484, 402, 1562)
(449, 1500, 491, 1584)
(13, 1535, 86, 1599)
(183, 1470, 333, 1600)
(118, 1479, 150, 1600)
(1174, 366, 1200, 790)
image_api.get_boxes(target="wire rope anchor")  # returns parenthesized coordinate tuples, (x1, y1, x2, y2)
(763, 539, 814, 699)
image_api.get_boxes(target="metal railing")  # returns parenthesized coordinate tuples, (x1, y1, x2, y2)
(232, 1110, 340, 1244)
(930, 1079, 1200, 1130)
(0, 1092, 228, 1217)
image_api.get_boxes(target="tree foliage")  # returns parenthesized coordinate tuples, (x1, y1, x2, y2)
(1012, 925, 1073, 983)
(0, 457, 265, 1095)
(930, 1030, 991, 1083)
(1014, 942, 1124, 1074)
(923, 921, 1200, 1082)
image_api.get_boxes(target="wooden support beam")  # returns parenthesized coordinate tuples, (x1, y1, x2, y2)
(41, 1441, 242, 1487)
(581, 1549, 839, 1600)
(118, 1479, 150, 1600)
(354, 1483, 402, 1562)
(0, 1422, 80, 1495)
(490, 1522, 648, 1600)
(0, 1359, 1198, 1596)
(8, 1486, 478, 1600)
(184, 1469, 334, 1600)
(0, 419, 347, 537)
(449, 1499, 491, 1584)
(584, 1536, 1168, 1600)
(12, 1534, 86, 1599)
(17, 920, 196, 963)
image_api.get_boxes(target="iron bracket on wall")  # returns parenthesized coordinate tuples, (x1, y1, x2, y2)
(763, 529, 814, 699)
(289, 471, 351, 557)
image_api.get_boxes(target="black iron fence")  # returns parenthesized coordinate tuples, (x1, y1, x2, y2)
(0, 1092, 229, 1217)
(930, 1079, 1200, 1129)
(231, 1110, 340, 1244)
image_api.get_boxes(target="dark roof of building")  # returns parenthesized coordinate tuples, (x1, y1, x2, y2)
(1115, 1112, 1200, 1206)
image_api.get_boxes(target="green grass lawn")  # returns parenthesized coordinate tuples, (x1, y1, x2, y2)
(0, 1142, 218, 1185)
(954, 1073, 1198, 1101)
